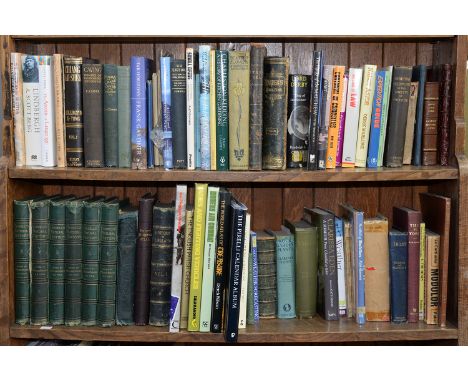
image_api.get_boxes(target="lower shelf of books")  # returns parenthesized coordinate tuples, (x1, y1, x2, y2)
(10, 318, 458, 343)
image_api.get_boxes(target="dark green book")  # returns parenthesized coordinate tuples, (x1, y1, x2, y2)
(81, 196, 105, 326)
(117, 65, 131, 168)
(116, 206, 138, 325)
(65, 196, 89, 326)
(104, 64, 118, 167)
(49, 195, 75, 325)
(216, 50, 229, 171)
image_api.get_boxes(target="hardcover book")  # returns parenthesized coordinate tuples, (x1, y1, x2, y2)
(317, 65, 334, 170)
(171, 60, 187, 169)
(377, 66, 393, 167)
(152, 71, 163, 166)
(199, 45, 211, 170)
(147, 80, 154, 169)
(335, 217, 347, 316)
(389, 229, 408, 322)
(186, 48, 196, 170)
(180, 206, 194, 329)
(403, 82, 419, 165)
(10, 53, 26, 166)
(247, 231, 260, 324)
(343, 220, 355, 318)
(103, 64, 118, 167)
(256, 231, 277, 318)
(238, 213, 251, 328)
(438, 64, 452, 166)
(411, 65, 427, 166)
(307, 50, 323, 170)
(215, 50, 229, 171)
(210, 51, 217, 170)
(422, 82, 440, 166)
(366, 70, 386, 168)
(425, 229, 440, 324)
(117, 66, 132, 168)
(160, 57, 173, 169)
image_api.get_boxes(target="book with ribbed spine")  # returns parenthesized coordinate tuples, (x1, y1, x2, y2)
(188, 183, 208, 331)
(366, 70, 386, 168)
(186, 48, 196, 169)
(317, 65, 333, 170)
(336, 73, 348, 167)
(169, 185, 187, 332)
(10, 53, 26, 166)
(257, 231, 276, 318)
(199, 186, 220, 332)
(171, 59, 187, 169)
(199, 45, 211, 170)
(419, 222, 426, 320)
(377, 66, 393, 167)
(403, 82, 419, 165)
(238, 213, 251, 327)
(52, 54, 66, 167)
(307, 50, 323, 170)
(160, 57, 173, 169)
(152, 71, 163, 166)
(422, 82, 439, 165)
(195, 73, 201, 168)
(180, 205, 194, 329)
(389, 229, 408, 322)
(210, 51, 217, 170)
(411, 65, 426, 166)
(425, 229, 440, 324)
(335, 217, 346, 316)
(103, 64, 118, 167)
(216, 50, 229, 171)
(247, 231, 260, 324)
(117, 66, 131, 168)
(147, 80, 154, 169)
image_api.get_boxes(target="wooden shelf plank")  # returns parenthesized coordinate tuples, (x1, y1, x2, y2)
(8, 166, 458, 183)
(10, 319, 458, 343)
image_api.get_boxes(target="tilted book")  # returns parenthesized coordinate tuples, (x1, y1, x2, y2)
(403, 82, 419, 165)
(238, 213, 251, 327)
(377, 66, 393, 167)
(171, 59, 187, 169)
(307, 50, 323, 170)
(210, 51, 217, 170)
(103, 64, 118, 167)
(10, 53, 26, 166)
(52, 54, 66, 167)
(389, 229, 408, 322)
(215, 50, 229, 171)
(117, 66, 131, 168)
(335, 217, 347, 316)
(160, 57, 173, 169)
(180, 206, 194, 329)
(411, 65, 427, 166)
(199, 45, 211, 170)
(425, 229, 440, 324)
(186, 48, 196, 170)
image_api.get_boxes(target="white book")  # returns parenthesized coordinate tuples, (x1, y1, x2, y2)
(199, 186, 220, 332)
(169, 185, 187, 333)
(186, 48, 196, 170)
(10, 53, 26, 166)
(22, 55, 42, 166)
(354, 65, 377, 168)
(238, 213, 251, 328)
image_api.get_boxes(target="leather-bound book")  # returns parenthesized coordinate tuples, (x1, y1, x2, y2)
(389, 229, 408, 323)
(393, 206, 421, 323)
(402, 82, 419, 165)
(438, 64, 452, 165)
(422, 82, 439, 166)
(103, 64, 118, 167)
(149, 203, 175, 326)
(262, 57, 289, 170)
(82, 63, 104, 167)
(134, 193, 155, 325)
(411, 65, 427, 166)
(215, 51, 229, 171)
(171, 59, 187, 169)
(256, 231, 277, 318)
(180, 205, 194, 329)
(249, 44, 267, 170)
(384, 66, 413, 167)
(117, 66, 131, 168)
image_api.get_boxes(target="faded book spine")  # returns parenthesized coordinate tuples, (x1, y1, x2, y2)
(210, 51, 217, 170)
(257, 232, 277, 318)
(152, 71, 163, 167)
(53, 54, 66, 167)
(419, 222, 426, 321)
(10, 53, 26, 166)
(199, 45, 211, 170)
(425, 230, 440, 324)
(377, 66, 393, 167)
(117, 66, 131, 168)
(438, 64, 452, 166)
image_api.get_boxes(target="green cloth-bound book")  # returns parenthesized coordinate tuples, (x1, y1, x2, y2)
(117, 65, 131, 168)
(103, 64, 119, 167)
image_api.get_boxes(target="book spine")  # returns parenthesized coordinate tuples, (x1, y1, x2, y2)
(147, 80, 154, 168)
(317, 65, 334, 170)
(323, 215, 339, 320)
(389, 230, 408, 322)
(377, 67, 393, 167)
(425, 232, 440, 324)
(247, 238, 255, 324)
(186, 49, 196, 170)
(403, 82, 419, 165)
(411, 65, 426, 166)
(169, 185, 187, 332)
(438, 64, 452, 166)
(153, 71, 163, 166)
(188, 183, 208, 331)
(343, 221, 354, 318)
(171, 60, 187, 169)
(10, 53, 26, 166)
(307, 50, 323, 170)
(229, 51, 250, 170)
(199, 187, 220, 332)
(341, 68, 363, 167)
(103, 64, 118, 167)
(419, 222, 426, 321)
(287, 74, 311, 168)
(247, 231, 259, 324)
(210, 51, 217, 170)
(130, 56, 148, 169)
(422, 82, 439, 165)
(52, 54, 66, 167)
(335, 74, 348, 167)
(180, 207, 194, 329)
(276, 233, 296, 319)
(325, 66, 345, 169)
(22, 55, 42, 166)
(366, 70, 386, 168)
(195, 74, 201, 168)
(407, 213, 421, 323)
(249, 45, 266, 170)
(160, 57, 173, 169)
(215, 51, 229, 171)
(335, 218, 346, 316)
(82, 64, 104, 167)
(238, 213, 251, 327)
(149, 204, 175, 326)
(199, 46, 211, 170)
(63, 56, 84, 167)
(117, 66, 131, 168)
(355, 65, 377, 168)
(354, 211, 366, 324)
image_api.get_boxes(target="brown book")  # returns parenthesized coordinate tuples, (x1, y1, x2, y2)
(403, 82, 419, 165)
(363, 216, 390, 321)
(343, 220, 355, 319)
(256, 231, 277, 318)
(425, 230, 440, 325)
(422, 82, 439, 166)
(419, 192, 451, 327)
(438, 64, 452, 166)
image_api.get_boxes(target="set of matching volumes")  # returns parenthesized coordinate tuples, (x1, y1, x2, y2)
(10, 49, 453, 170)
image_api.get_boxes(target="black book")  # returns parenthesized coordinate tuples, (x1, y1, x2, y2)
(170, 59, 187, 169)
(308, 51, 323, 170)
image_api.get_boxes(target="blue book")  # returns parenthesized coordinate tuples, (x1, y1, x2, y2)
(146, 80, 154, 168)
(199, 45, 211, 170)
(160, 57, 173, 169)
(411, 65, 427, 166)
(367, 70, 386, 168)
(389, 229, 408, 323)
(195, 74, 201, 169)
(251, 231, 259, 322)
(130, 56, 150, 169)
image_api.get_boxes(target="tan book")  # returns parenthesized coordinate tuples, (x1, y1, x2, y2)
(403, 81, 419, 165)
(343, 220, 355, 318)
(425, 230, 440, 325)
(179, 206, 194, 329)
(363, 216, 390, 321)
(10, 52, 26, 166)
(53, 54, 66, 167)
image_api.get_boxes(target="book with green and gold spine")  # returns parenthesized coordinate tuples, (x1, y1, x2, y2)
(216, 51, 229, 171)
(210, 51, 217, 170)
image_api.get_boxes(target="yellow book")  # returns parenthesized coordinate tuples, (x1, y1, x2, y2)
(425, 230, 440, 325)
(188, 183, 208, 331)
(419, 222, 425, 320)
(210, 51, 217, 170)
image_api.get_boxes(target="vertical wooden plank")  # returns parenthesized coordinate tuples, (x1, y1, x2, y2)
(316, 42, 348, 66)
(264, 42, 283, 56)
(56, 43, 90, 58)
(383, 43, 417, 67)
(284, 42, 314, 75)
(412, 183, 429, 211)
(93, 182, 125, 200)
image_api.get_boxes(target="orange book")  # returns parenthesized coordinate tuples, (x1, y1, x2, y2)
(325, 66, 345, 169)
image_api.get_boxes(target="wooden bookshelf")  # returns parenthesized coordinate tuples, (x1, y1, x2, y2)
(1, 34, 467, 345)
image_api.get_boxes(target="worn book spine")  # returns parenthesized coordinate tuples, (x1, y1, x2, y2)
(195, 73, 201, 168)
(170, 59, 187, 169)
(247, 231, 260, 324)
(257, 232, 277, 318)
(336, 74, 348, 167)
(153, 71, 163, 166)
(53, 54, 66, 167)
(403, 82, 419, 165)
(384, 66, 413, 167)
(82, 63, 104, 167)
(186, 48, 196, 169)
(411, 65, 427, 166)
(160, 57, 173, 169)
(419, 222, 426, 321)
(199, 45, 211, 170)
(147, 80, 154, 169)
(229, 51, 250, 170)
(238, 213, 251, 328)
(389, 229, 408, 323)
(210, 51, 217, 170)
(342, 68, 363, 167)
(180, 206, 194, 329)
(169, 185, 187, 332)
(422, 82, 439, 166)
(200, 186, 220, 332)
(263, 57, 289, 170)
(335, 217, 346, 316)
(377, 66, 393, 167)
(215, 50, 229, 171)
(188, 183, 208, 331)
(102, 64, 118, 167)
(287, 74, 311, 168)
(438, 64, 452, 166)
(425, 230, 440, 324)
(343, 220, 354, 318)
(10, 53, 26, 166)
(366, 70, 386, 168)
(249, 45, 267, 170)
(63, 56, 84, 167)
(317, 65, 334, 170)
(307, 50, 323, 170)
(22, 55, 42, 166)
(117, 66, 131, 167)
(149, 203, 175, 326)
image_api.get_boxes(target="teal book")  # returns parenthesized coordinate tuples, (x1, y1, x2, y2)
(117, 65, 131, 168)
(377, 66, 393, 167)
(103, 64, 118, 167)
(215, 51, 229, 170)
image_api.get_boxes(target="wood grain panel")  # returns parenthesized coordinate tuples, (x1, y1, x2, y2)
(416, 43, 434, 65)
(42, 183, 62, 195)
(252, 186, 283, 231)
(284, 43, 315, 74)
(94, 182, 125, 200)
(383, 43, 417, 66)
(36, 44, 56, 55)
(56, 43, 90, 57)
(124, 184, 157, 207)
(265, 43, 283, 56)
(154, 43, 186, 70)
(120, 43, 154, 65)
(316, 43, 348, 66)
(90, 43, 121, 64)
(378, 183, 413, 226)
(412, 184, 429, 211)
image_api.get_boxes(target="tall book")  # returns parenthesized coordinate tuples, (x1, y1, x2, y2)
(103, 64, 118, 167)
(169, 185, 187, 332)
(249, 45, 267, 170)
(287, 74, 311, 168)
(238, 213, 251, 328)
(307, 50, 323, 170)
(82, 63, 104, 167)
(224, 199, 247, 343)
(419, 222, 426, 320)
(22, 55, 41, 166)
(355, 64, 377, 168)
(336, 73, 348, 167)
(335, 217, 347, 316)
(262, 57, 289, 170)
(210, 51, 217, 170)
(149, 203, 175, 326)
(152, 71, 163, 166)
(247, 231, 260, 324)
(10, 53, 26, 166)
(186, 48, 196, 170)
(422, 82, 439, 165)
(402, 82, 419, 165)
(195, 73, 201, 168)
(180, 205, 194, 329)
(257, 231, 277, 318)
(117, 66, 131, 168)
(325, 65, 345, 169)
(343, 220, 355, 318)
(199, 186, 220, 332)
(393, 206, 421, 323)
(425, 230, 440, 324)
(411, 65, 427, 166)
(210, 188, 232, 332)
(341, 68, 363, 167)
(317, 65, 334, 170)
(229, 51, 250, 170)
(377, 66, 393, 167)
(52, 54, 66, 167)
(215, 50, 229, 171)
(160, 57, 173, 169)
(188, 183, 208, 331)
(389, 229, 408, 322)
(147, 80, 154, 169)
(384, 66, 413, 167)
(199, 45, 211, 170)
(438, 64, 452, 166)
(171, 59, 187, 169)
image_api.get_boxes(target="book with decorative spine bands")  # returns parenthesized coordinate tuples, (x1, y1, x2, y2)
(186, 48, 196, 170)
(210, 51, 217, 170)
(256, 231, 277, 318)
(425, 229, 440, 324)
(238, 213, 251, 328)
(52, 54, 66, 167)
(247, 231, 260, 324)
(10, 53, 26, 166)
(377, 66, 393, 167)
(215, 50, 229, 171)
(180, 205, 194, 329)
(367, 70, 387, 168)
(335, 73, 348, 167)
(419, 222, 426, 321)
(199, 45, 211, 170)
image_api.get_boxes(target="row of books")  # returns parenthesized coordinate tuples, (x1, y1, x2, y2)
(10, 48, 453, 171)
